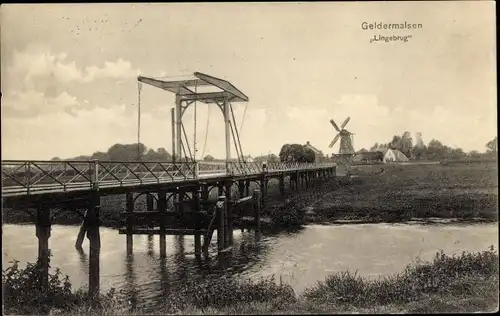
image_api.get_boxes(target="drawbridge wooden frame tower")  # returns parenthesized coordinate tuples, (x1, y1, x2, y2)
(138, 72, 249, 164)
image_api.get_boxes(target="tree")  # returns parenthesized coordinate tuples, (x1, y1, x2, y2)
(415, 132, 425, 148)
(279, 144, 315, 163)
(426, 139, 447, 160)
(90, 151, 108, 160)
(203, 155, 214, 161)
(468, 150, 481, 158)
(370, 142, 388, 152)
(399, 131, 413, 158)
(411, 145, 427, 160)
(107, 143, 147, 161)
(157, 147, 172, 160)
(267, 153, 280, 163)
(254, 154, 279, 163)
(486, 136, 497, 153)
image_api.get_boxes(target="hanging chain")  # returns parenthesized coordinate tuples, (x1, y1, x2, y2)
(201, 105, 211, 159)
(137, 81, 143, 160)
(193, 80, 197, 161)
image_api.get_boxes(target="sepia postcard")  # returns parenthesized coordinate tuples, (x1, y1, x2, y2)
(1, 1, 498, 315)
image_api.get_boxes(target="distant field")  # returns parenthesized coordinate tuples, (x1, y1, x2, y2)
(311, 161, 498, 222)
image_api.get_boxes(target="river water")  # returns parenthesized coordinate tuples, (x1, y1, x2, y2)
(2, 223, 498, 310)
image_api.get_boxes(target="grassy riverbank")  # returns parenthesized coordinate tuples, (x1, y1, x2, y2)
(267, 161, 498, 226)
(3, 247, 498, 315)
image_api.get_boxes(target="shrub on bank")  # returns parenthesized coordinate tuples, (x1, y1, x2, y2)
(2, 253, 118, 315)
(3, 246, 497, 315)
(303, 246, 499, 308)
(162, 275, 296, 313)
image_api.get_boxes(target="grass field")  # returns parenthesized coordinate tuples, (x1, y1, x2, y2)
(305, 161, 498, 223)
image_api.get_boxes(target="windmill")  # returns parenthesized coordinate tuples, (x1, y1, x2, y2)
(329, 117, 355, 176)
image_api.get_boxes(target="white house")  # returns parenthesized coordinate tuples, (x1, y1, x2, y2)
(380, 148, 409, 163)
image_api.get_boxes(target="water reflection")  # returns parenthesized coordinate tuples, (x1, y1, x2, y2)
(124, 254, 138, 310)
(2, 223, 497, 310)
(76, 247, 88, 272)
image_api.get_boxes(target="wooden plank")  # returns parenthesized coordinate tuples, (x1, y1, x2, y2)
(234, 196, 253, 205)
(220, 246, 233, 253)
(118, 228, 207, 235)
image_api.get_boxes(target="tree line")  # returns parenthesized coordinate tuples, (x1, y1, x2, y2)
(52, 143, 173, 162)
(52, 134, 496, 163)
(369, 132, 497, 161)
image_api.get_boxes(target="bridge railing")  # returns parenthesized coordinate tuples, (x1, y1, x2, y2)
(1, 160, 199, 195)
(2, 160, 335, 195)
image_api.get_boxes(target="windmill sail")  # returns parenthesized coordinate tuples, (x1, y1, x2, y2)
(340, 116, 350, 129)
(329, 133, 341, 148)
(329, 119, 340, 132)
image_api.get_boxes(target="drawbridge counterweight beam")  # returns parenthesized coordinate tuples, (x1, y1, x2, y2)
(139, 72, 249, 163)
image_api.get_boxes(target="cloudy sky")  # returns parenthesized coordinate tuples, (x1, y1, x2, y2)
(1, 2, 496, 160)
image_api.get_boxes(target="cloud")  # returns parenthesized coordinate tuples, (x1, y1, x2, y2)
(5, 48, 139, 89)
(1, 90, 81, 118)
(83, 58, 138, 82)
(1, 104, 143, 160)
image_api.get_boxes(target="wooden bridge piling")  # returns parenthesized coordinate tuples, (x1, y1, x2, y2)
(75, 210, 88, 249)
(86, 191, 101, 299)
(259, 177, 266, 208)
(35, 207, 51, 290)
(216, 195, 225, 255)
(225, 180, 233, 247)
(279, 175, 285, 196)
(253, 189, 261, 240)
(193, 189, 202, 257)
(126, 192, 134, 256)
(158, 189, 167, 258)
(243, 180, 249, 196)
(146, 193, 154, 243)
(217, 183, 224, 197)
(238, 180, 245, 198)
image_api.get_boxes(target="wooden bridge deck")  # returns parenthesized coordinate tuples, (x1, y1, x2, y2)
(1, 160, 336, 199)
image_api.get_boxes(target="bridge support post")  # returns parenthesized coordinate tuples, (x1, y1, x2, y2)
(238, 180, 245, 198)
(252, 189, 261, 240)
(158, 190, 167, 258)
(259, 177, 266, 208)
(201, 184, 209, 206)
(35, 207, 51, 291)
(201, 184, 210, 257)
(217, 183, 224, 197)
(177, 189, 185, 246)
(279, 175, 285, 196)
(245, 180, 250, 196)
(225, 180, 233, 246)
(178, 189, 185, 213)
(87, 191, 101, 299)
(147, 193, 154, 244)
(75, 211, 88, 249)
(216, 196, 225, 256)
(295, 173, 299, 189)
(126, 192, 134, 256)
(193, 189, 202, 257)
